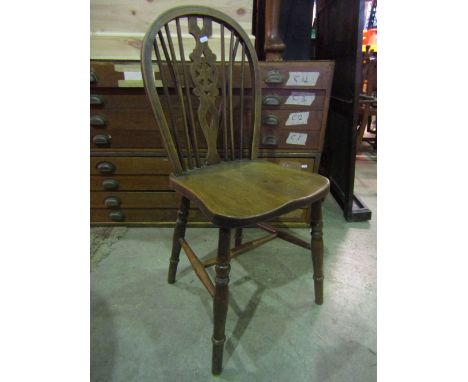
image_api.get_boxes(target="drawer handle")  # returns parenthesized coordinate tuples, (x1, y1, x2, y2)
(262, 95, 283, 106)
(90, 71, 97, 83)
(93, 134, 112, 146)
(96, 161, 115, 174)
(104, 196, 121, 208)
(109, 211, 125, 222)
(264, 70, 284, 84)
(262, 135, 278, 146)
(91, 95, 104, 105)
(90, 115, 107, 126)
(262, 115, 279, 126)
(102, 179, 119, 190)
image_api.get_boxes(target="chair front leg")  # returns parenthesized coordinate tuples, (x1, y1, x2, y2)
(168, 196, 190, 284)
(212, 227, 231, 375)
(310, 200, 324, 305)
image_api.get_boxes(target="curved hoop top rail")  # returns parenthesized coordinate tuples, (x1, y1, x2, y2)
(141, 6, 262, 176)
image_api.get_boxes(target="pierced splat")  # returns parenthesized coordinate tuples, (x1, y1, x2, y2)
(188, 17, 221, 165)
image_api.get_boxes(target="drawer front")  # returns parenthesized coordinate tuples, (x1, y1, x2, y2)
(91, 175, 171, 191)
(261, 110, 322, 130)
(261, 89, 325, 110)
(91, 92, 150, 109)
(91, 208, 307, 224)
(91, 129, 163, 149)
(90, 110, 157, 130)
(91, 157, 172, 175)
(91, 191, 179, 209)
(260, 61, 334, 89)
(260, 129, 321, 150)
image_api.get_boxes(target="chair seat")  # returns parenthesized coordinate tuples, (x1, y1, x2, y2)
(169, 160, 330, 227)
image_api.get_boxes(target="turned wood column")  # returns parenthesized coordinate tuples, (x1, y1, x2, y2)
(212, 227, 232, 375)
(310, 200, 324, 304)
(167, 197, 190, 283)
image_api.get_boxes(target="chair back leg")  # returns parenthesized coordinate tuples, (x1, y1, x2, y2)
(310, 200, 324, 305)
(212, 227, 232, 374)
(168, 197, 190, 283)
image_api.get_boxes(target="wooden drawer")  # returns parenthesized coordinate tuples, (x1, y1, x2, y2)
(91, 129, 162, 149)
(91, 175, 171, 191)
(91, 157, 172, 175)
(91, 191, 179, 209)
(91, 207, 307, 224)
(261, 110, 322, 131)
(91, 92, 150, 109)
(260, 61, 334, 89)
(260, 129, 321, 150)
(261, 89, 325, 110)
(91, 110, 157, 130)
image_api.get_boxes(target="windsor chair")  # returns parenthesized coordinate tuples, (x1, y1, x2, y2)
(141, 6, 329, 375)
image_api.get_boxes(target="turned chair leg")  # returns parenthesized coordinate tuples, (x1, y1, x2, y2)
(168, 197, 190, 284)
(234, 228, 243, 247)
(212, 227, 232, 375)
(310, 200, 324, 305)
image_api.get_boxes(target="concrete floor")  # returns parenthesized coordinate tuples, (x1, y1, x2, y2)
(91, 148, 377, 382)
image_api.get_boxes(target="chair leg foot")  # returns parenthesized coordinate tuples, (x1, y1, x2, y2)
(310, 200, 324, 305)
(212, 227, 231, 375)
(168, 197, 190, 284)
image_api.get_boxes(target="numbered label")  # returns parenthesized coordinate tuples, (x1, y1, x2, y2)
(286, 72, 320, 86)
(285, 112, 310, 126)
(123, 71, 142, 80)
(285, 92, 316, 106)
(286, 132, 308, 145)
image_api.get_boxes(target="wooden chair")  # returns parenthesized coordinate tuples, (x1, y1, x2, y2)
(141, 6, 330, 375)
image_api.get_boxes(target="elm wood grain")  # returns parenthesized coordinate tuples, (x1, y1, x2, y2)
(169, 160, 329, 228)
(140, 7, 331, 375)
(168, 197, 190, 284)
(91, 175, 170, 191)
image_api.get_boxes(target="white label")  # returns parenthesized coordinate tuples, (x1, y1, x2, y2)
(286, 72, 320, 86)
(285, 112, 309, 126)
(301, 164, 308, 169)
(285, 93, 316, 106)
(124, 71, 142, 80)
(286, 132, 308, 146)
(199, 35, 208, 43)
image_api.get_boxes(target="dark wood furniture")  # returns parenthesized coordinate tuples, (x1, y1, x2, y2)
(90, 60, 334, 226)
(140, 6, 330, 375)
(315, 0, 372, 221)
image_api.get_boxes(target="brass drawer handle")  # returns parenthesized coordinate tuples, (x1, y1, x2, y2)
(93, 134, 112, 146)
(104, 196, 121, 208)
(262, 135, 278, 146)
(262, 115, 279, 126)
(264, 70, 284, 84)
(91, 95, 104, 105)
(262, 95, 283, 106)
(96, 161, 115, 174)
(90, 115, 107, 126)
(90, 71, 97, 83)
(109, 211, 125, 222)
(102, 179, 119, 190)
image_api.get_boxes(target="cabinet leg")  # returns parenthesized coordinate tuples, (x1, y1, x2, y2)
(212, 227, 231, 375)
(310, 200, 324, 305)
(167, 197, 190, 284)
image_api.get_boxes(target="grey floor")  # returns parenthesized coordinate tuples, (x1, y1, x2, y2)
(91, 148, 377, 382)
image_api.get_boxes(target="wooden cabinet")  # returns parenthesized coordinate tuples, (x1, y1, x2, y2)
(90, 60, 334, 226)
